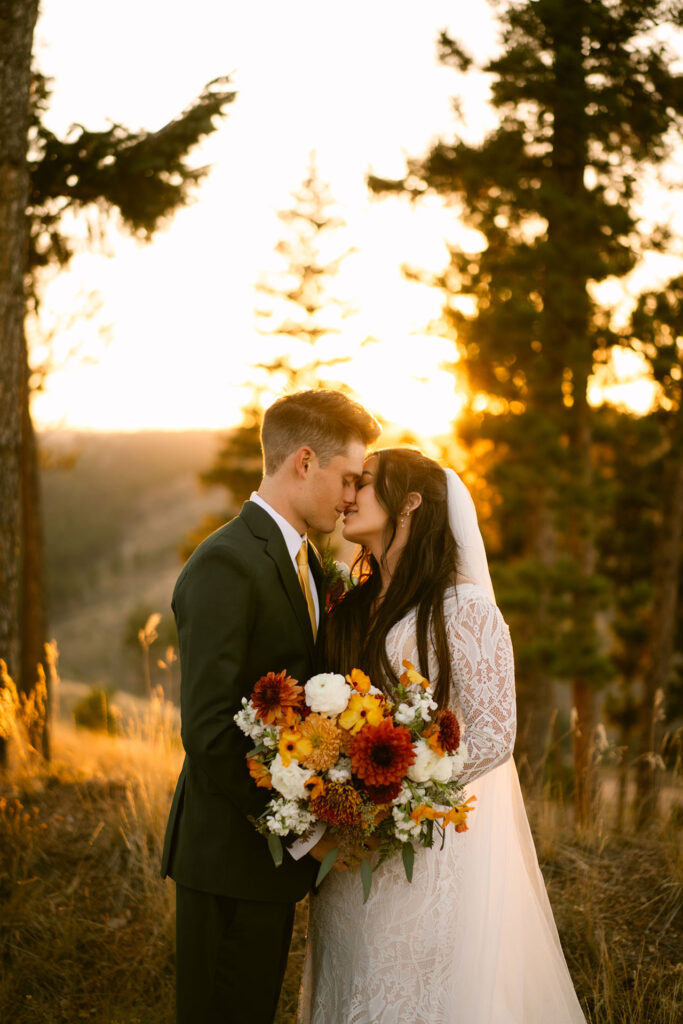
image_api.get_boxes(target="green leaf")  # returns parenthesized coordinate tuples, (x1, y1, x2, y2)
(401, 842, 414, 883)
(315, 847, 339, 887)
(267, 833, 284, 867)
(360, 857, 373, 904)
(247, 743, 266, 757)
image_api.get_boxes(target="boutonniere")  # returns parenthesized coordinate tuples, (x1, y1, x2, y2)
(320, 545, 354, 612)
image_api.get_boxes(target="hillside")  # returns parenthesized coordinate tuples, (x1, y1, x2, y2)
(40, 430, 229, 693)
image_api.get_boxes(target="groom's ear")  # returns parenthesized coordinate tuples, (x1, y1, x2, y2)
(294, 446, 315, 479)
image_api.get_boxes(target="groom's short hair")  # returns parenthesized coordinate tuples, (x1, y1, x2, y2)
(261, 389, 380, 475)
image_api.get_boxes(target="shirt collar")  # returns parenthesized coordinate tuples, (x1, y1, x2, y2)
(250, 491, 306, 563)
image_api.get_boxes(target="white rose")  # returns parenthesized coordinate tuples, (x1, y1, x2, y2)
(269, 754, 310, 801)
(304, 673, 351, 715)
(407, 738, 447, 784)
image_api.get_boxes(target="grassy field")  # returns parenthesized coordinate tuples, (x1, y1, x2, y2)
(0, 694, 681, 1024)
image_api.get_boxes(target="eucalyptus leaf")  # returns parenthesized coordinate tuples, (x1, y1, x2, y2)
(360, 857, 373, 904)
(401, 842, 415, 883)
(315, 846, 339, 887)
(267, 833, 283, 867)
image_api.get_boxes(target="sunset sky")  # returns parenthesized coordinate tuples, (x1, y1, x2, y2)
(30, 1, 682, 436)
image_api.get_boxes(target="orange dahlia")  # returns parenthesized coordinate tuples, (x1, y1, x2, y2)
(310, 780, 364, 827)
(299, 714, 342, 772)
(251, 670, 304, 726)
(350, 717, 415, 791)
(246, 757, 272, 789)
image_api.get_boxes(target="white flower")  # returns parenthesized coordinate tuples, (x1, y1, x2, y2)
(269, 753, 310, 801)
(265, 797, 314, 836)
(326, 756, 352, 783)
(234, 699, 266, 742)
(304, 673, 351, 715)
(394, 702, 417, 726)
(407, 738, 449, 784)
(448, 743, 468, 779)
(335, 560, 351, 584)
(391, 804, 422, 840)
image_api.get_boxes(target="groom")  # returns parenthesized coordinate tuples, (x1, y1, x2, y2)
(161, 389, 380, 1024)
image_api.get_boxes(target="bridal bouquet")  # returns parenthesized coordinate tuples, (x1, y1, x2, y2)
(234, 661, 475, 899)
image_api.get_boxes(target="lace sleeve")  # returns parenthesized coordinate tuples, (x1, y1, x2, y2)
(446, 589, 516, 785)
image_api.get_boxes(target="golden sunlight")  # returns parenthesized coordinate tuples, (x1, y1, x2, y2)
(587, 346, 659, 415)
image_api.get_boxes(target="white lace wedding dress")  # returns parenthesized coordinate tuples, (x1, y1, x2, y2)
(298, 583, 586, 1024)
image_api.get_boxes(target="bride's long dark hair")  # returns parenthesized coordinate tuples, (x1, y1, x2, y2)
(326, 448, 459, 708)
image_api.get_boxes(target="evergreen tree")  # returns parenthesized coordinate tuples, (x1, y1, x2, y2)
(254, 153, 354, 390)
(187, 159, 357, 553)
(369, 0, 683, 819)
(0, 1, 40, 732)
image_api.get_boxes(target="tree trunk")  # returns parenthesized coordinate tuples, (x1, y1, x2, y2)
(20, 347, 50, 757)
(546, 0, 599, 826)
(635, 443, 683, 816)
(0, 0, 40, 765)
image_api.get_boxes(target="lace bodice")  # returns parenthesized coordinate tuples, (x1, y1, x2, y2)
(385, 583, 516, 785)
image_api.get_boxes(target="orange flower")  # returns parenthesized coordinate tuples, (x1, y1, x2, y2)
(300, 714, 342, 772)
(278, 728, 313, 766)
(423, 724, 446, 757)
(338, 692, 385, 734)
(351, 717, 416, 795)
(304, 775, 326, 800)
(346, 668, 372, 694)
(410, 804, 445, 823)
(400, 660, 430, 690)
(246, 757, 272, 789)
(443, 795, 476, 832)
(252, 670, 304, 726)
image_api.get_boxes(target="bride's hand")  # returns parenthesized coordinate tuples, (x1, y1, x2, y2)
(309, 833, 349, 871)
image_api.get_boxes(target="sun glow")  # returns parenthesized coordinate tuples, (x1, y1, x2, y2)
(587, 347, 659, 415)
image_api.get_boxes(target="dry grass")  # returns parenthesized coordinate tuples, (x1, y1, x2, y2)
(1, 678, 681, 1024)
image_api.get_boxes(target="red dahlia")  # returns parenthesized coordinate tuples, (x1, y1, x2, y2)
(350, 717, 415, 788)
(363, 780, 403, 804)
(436, 710, 461, 753)
(251, 670, 304, 726)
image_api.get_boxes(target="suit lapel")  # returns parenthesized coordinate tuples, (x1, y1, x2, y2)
(308, 545, 327, 663)
(241, 502, 316, 658)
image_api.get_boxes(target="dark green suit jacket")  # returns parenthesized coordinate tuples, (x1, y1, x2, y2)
(161, 501, 323, 902)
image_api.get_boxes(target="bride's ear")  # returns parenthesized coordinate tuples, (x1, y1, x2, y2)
(402, 492, 422, 515)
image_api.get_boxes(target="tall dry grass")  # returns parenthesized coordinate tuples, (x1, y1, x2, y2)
(1, 662, 681, 1023)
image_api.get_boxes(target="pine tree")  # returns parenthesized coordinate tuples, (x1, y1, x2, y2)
(0, 0, 40, 710)
(369, 0, 683, 819)
(254, 153, 354, 390)
(186, 159, 357, 554)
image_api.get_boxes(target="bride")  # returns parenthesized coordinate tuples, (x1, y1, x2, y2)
(298, 447, 586, 1024)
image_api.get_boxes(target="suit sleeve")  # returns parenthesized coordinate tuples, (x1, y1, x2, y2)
(174, 543, 269, 822)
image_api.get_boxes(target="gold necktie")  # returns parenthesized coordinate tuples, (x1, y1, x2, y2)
(296, 540, 317, 641)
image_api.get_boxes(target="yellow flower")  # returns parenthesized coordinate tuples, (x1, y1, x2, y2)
(400, 660, 430, 690)
(443, 795, 476, 832)
(338, 692, 385, 735)
(346, 668, 372, 694)
(278, 728, 313, 766)
(304, 775, 326, 801)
